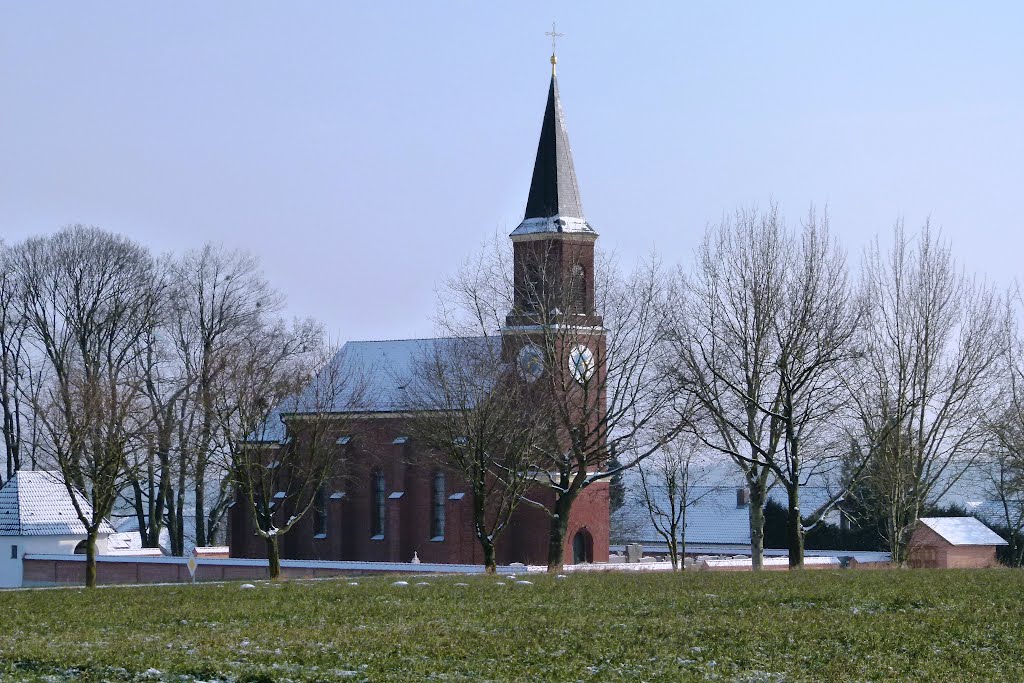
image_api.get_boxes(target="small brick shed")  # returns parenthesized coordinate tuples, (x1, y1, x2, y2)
(908, 517, 1007, 569)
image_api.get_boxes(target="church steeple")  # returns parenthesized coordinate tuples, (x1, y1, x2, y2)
(505, 57, 601, 329)
(511, 66, 596, 237)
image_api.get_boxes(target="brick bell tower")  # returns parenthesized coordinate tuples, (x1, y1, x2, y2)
(504, 53, 605, 387)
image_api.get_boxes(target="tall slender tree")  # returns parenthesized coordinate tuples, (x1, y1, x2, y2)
(855, 222, 1002, 564)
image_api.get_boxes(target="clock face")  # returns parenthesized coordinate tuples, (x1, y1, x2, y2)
(517, 344, 545, 382)
(568, 344, 596, 383)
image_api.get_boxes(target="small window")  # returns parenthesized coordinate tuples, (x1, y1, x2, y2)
(431, 471, 446, 540)
(313, 486, 328, 538)
(10, 545, 17, 560)
(569, 263, 585, 311)
(372, 470, 386, 538)
(524, 263, 543, 310)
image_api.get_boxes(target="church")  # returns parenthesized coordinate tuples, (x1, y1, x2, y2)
(229, 55, 610, 567)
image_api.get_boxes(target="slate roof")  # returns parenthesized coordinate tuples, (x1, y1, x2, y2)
(965, 499, 1024, 528)
(0, 471, 116, 537)
(918, 517, 1008, 546)
(511, 72, 596, 237)
(613, 483, 838, 546)
(250, 337, 498, 442)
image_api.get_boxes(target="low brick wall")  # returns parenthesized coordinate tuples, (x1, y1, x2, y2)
(21, 554, 510, 587)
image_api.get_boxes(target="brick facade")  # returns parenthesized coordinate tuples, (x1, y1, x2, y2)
(229, 416, 610, 566)
(228, 64, 612, 569)
(907, 524, 1000, 569)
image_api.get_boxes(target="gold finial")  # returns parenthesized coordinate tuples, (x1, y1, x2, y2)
(545, 22, 564, 76)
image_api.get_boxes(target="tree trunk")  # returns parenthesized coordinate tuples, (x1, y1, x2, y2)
(668, 537, 679, 571)
(748, 483, 766, 571)
(482, 538, 497, 574)
(131, 478, 152, 548)
(174, 472, 186, 555)
(679, 529, 687, 571)
(266, 535, 281, 580)
(194, 460, 207, 548)
(547, 494, 573, 573)
(786, 483, 804, 569)
(85, 531, 98, 588)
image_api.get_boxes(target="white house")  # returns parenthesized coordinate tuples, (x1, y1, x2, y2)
(0, 471, 115, 588)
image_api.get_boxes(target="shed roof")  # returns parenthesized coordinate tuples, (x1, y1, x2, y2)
(0, 471, 116, 537)
(918, 517, 1008, 546)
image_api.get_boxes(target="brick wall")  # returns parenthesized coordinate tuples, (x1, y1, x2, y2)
(229, 416, 611, 567)
(907, 525, 1000, 569)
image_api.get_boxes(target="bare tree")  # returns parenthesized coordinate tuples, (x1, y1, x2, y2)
(174, 245, 284, 550)
(217, 320, 356, 579)
(10, 226, 161, 587)
(516, 251, 677, 572)
(636, 434, 713, 570)
(666, 207, 788, 570)
(405, 332, 543, 573)
(436, 236, 677, 571)
(979, 446, 1024, 567)
(670, 206, 874, 568)
(0, 243, 34, 480)
(132, 277, 188, 550)
(855, 222, 1002, 565)
(978, 290, 1024, 567)
(765, 209, 864, 567)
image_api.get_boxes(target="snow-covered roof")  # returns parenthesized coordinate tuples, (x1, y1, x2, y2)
(250, 337, 500, 442)
(0, 471, 116, 537)
(918, 517, 1008, 546)
(510, 215, 596, 237)
(613, 483, 837, 546)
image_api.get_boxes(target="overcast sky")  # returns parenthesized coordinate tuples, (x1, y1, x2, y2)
(2, 2, 1022, 342)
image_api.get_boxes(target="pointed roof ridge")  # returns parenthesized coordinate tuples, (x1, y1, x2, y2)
(512, 70, 595, 238)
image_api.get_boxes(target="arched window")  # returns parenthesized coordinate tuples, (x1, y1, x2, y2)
(431, 471, 446, 540)
(569, 263, 585, 312)
(524, 262, 543, 311)
(74, 540, 89, 555)
(372, 470, 386, 538)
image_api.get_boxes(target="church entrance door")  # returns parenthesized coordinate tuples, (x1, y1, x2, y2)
(572, 529, 593, 565)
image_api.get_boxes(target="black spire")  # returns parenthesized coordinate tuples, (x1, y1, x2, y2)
(523, 74, 585, 221)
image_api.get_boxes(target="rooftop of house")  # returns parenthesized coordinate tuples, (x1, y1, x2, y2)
(917, 517, 1008, 546)
(612, 483, 839, 547)
(0, 470, 116, 537)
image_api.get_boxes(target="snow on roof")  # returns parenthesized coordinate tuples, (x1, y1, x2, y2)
(510, 215, 596, 237)
(699, 556, 841, 570)
(918, 517, 1008, 546)
(0, 471, 116, 537)
(250, 337, 501, 441)
(613, 482, 837, 546)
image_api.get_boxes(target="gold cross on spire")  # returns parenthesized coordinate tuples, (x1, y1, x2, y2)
(545, 22, 564, 75)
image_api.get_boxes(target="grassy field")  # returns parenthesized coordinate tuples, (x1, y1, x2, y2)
(0, 569, 1021, 682)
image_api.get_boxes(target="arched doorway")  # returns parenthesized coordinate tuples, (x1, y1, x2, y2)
(572, 528, 593, 565)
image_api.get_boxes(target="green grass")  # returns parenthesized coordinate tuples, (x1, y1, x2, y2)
(0, 569, 1022, 682)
